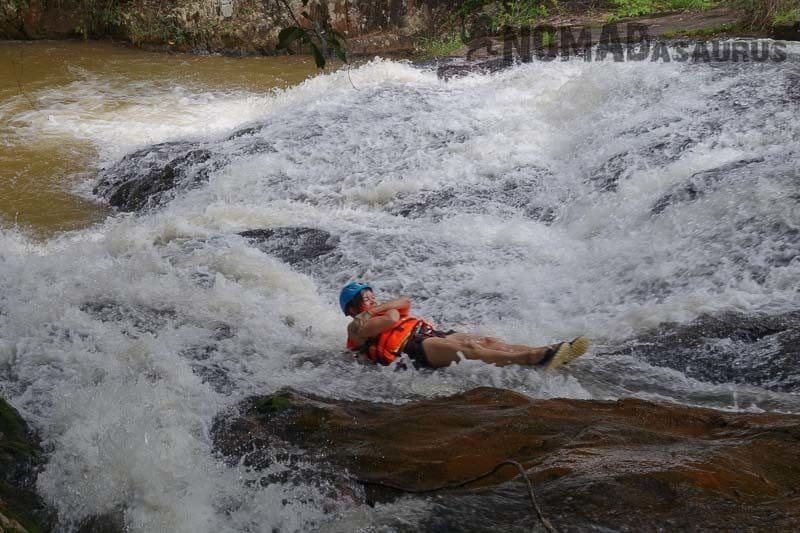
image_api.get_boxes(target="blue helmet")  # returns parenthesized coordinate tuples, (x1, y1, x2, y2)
(339, 282, 372, 315)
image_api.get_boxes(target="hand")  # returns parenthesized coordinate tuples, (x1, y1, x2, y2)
(372, 308, 400, 320)
(371, 297, 411, 315)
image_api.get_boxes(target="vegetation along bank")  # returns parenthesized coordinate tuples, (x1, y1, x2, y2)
(1, 0, 799, 59)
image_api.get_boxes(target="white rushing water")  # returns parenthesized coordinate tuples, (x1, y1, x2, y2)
(1, 44, 800, 531)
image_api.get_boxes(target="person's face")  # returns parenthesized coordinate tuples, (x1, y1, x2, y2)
(360, 290, 378, 310)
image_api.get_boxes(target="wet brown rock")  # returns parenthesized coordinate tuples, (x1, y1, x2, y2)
(214, 387, 800, 530)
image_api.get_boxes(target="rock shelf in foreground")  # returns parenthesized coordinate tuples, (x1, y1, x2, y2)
(214, 387, 800, 531)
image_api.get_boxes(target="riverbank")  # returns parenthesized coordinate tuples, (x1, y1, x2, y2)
(1, 1, 798, 59)
(445, 5, 752, 63)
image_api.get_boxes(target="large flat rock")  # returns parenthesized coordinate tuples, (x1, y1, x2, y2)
(214, 387, 800, 531)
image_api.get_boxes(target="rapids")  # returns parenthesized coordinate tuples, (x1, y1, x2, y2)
(0, 40, 798, 531)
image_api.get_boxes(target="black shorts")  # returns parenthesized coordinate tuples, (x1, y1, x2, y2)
(402, 325, 456, 368)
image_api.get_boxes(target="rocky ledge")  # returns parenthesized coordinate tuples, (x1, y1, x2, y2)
(0, 398, 53, 533)
(214, 387, 800, 531)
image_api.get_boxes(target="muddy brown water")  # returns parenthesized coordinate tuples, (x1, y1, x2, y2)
(0, 40, 320, 238)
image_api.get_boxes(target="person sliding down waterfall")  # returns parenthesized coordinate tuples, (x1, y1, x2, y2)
(340, 282, 589, 369)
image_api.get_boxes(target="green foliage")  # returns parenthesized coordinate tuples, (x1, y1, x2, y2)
(95, 3, 123, 28)
(276, 24, 347, 67)
(610, 0, 714, 19)
(74, 22, 87, 38)
(493, 0, 551, 27)
(457, 0, 491, 16)
(416, 34, 464, 58)
(256, 394, 293, 414)
(773, 7, 800, 23)
(612, 0, 654, 17)
(541, 28, 556, 45)
(67, 0, 127, 38)
(669, 0, 714, 9)
(733, 0, 800, 28)
(275, 0, 347, 68)
(451, 1, 554, 41)
(49, 0, 199, 44)
(126, 13, 188, 45)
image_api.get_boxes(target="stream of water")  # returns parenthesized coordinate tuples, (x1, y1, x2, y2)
(1, 39, 798, 531)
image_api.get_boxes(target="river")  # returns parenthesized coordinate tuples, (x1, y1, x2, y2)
(0, 39, 799, 531)
(0, 41, 318, 237)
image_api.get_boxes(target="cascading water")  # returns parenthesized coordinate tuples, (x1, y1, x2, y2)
(1, 43, 799, 531)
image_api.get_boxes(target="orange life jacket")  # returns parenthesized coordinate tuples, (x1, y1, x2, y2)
(347, 315, 432, 365)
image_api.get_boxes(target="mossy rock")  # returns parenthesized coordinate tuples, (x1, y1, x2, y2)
(0, 399, 38, 471)
(254, 393, 293, 414)
(0, 398, 54, 533)
(253, 392, 332, 434)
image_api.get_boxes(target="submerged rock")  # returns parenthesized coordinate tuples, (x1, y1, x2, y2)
(213, 387, 800, 531)
(79, 301, 178, 336)
(604, 310, 800, 392)
(75, 511, 125, 533)
(651, 157, 765, 214)
(238, 227, 338, 265)
(0, 398, 54, 532)
(435, 57, 510, 80)
(388, 170, 558, 223)
(94, 142, 217, 211)
(589, 132, 699, 193)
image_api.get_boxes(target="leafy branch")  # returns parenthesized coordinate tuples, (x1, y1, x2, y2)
(456, 0, 490, 39)
(275, 0, 348, 68)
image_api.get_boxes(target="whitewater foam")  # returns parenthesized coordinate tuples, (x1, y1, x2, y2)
(0, 49, 798, 531)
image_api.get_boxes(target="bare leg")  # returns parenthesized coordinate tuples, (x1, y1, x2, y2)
(421, 337, 549, 368)
(446, 333, 548, 359)
(480, 336, 539, 353)
(445, 333, 530, 353)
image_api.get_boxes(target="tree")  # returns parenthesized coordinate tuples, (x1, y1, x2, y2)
(275, 0, 348, 68)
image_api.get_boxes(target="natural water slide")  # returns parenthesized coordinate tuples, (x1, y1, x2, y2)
(0, 39, 799, 531)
